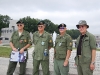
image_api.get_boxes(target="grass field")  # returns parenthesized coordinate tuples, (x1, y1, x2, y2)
(0, 46, 100, 58)
(0, 47, 11, 58)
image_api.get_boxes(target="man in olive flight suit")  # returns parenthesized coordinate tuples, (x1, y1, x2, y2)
(54, 23, 72, 75)
(7, 21, 32, 75)
(32, 21, 53, 75)
(75, 20, 96, 75)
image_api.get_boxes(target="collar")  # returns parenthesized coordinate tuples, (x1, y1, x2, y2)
(16, 30, 26, 36)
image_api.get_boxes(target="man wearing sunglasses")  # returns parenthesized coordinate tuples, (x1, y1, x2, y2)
(54, 23, 72, 75)
(7, 21, 32, 75)
(75, 20, 96, 75)
(32, 21, 53, 75)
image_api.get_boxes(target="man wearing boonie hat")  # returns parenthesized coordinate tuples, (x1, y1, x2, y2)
(32, 20, 53, 75)
(75, 20, 96, 75)
(7, 20, 32, 75)
(54, 23, 72, 75)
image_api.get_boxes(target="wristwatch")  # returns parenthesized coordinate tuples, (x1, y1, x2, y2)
(91, 62, 95, 65)
(65, 59, 69, 61)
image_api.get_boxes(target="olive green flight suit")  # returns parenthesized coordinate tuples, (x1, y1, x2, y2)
(32, 31, 53, 75)
(54, 33, 72, 75)
(75, 31, 96, 75)
(7, 30, 32, 75)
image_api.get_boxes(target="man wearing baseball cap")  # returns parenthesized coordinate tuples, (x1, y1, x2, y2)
(32, 20, 53, 75)
(54, 23, 72, 75)
(7, 20, 32, 75)
(75, 20, 96, 75)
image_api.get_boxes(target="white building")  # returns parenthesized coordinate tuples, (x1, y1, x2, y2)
(1, 20, 18, 43)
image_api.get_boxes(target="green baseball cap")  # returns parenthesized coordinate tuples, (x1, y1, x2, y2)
(76, 20, 89, 29)
(37, 20, 45, 25)
(16, 20, 24, 24)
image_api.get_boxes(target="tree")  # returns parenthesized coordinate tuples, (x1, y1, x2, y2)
(0, 14, 11, 35)
(20, 16, 40, 33)
(67, 29, 80, 39)
(44, 19, 55, 34)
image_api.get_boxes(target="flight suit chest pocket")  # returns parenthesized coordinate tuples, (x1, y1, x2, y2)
(61, 40, 66, 46)
(13, 36, 18, 40)
(84, 40, 89, 46)
(55, 39, 59, 46)
(34, 37, 38, 45)
(13, 36, 18, 43)
(20, 37, 27, 43)
(41, 38, 47, 46)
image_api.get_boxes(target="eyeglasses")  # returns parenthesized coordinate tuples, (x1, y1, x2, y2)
(17, 24, 22, 26)
(78, 26, 85, 29)
(38, 26, 43, 28)
(59, 27, 65, 30)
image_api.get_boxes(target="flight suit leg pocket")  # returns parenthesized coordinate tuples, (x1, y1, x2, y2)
(58, 51, 66, 59)
(74, 56, 78, 65)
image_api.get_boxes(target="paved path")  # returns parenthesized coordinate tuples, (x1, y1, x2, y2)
(0, 47, 100, 75)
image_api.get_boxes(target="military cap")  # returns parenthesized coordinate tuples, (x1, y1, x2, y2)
(58, 23, 66, 29)
(76, 20, 89, 29)
(37, 21, 45, 25)
(16, 20, 24, 24)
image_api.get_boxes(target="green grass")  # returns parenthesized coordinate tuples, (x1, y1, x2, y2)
(0, 47, 11, 58)
(0, 46, 99, 58)
(97, 48, 100, 51)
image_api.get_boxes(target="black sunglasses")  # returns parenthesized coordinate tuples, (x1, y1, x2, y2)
(17, 24, 22, 26)
(59, 27, 65, 29)
(38, 26, 43, 28)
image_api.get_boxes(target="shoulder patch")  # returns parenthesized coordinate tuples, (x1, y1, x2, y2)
(70, 42, 72, 46)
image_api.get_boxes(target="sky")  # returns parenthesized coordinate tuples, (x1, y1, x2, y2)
(0, 0, 100, 34)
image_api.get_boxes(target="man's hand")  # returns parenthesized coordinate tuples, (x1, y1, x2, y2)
(12, 47, 17, 51)
(63, 60, 69, 66)
(90, 63, 95, 70)
(19, 48, 24, 53)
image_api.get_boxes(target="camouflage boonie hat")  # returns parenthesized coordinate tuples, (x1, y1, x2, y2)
(37, 21, 45, 25)
(58, 23, 66, 29)
(76, 20, 89, 29)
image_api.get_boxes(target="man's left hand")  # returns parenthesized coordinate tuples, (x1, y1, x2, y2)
(19, 48, 24, 53)
(90, 63, 95, 70)
(63, 60, 68, 66)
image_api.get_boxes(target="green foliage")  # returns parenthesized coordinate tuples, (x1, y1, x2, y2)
(0, 14, 11, 35)
(44, 19, 59, 34)
(20, 17, 59, 34)
(19, 16, 80, 39)
(0, 14, 80, 39)
(20, 16, 40, 33)
(67, 29, 80, 39)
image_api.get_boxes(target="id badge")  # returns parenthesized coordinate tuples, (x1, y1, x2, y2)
(59, 43, 62, 46)
(41, 41, 45, 45)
